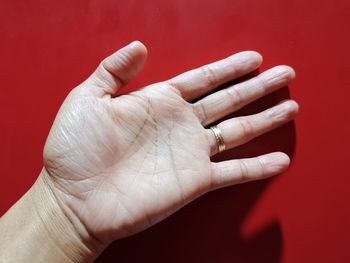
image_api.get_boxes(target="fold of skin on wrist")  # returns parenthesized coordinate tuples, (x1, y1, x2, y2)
(0, 168, 104, 263)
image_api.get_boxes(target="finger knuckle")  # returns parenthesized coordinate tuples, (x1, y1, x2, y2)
(237, 118, 254, 142)
(254, 75, 267, 93)
(200, 65, 217, 87)
(237, 160, 249, 182)
(193, 102, 209, 124)
(257, 157, 266, 178)
(225, 86, 243, 108)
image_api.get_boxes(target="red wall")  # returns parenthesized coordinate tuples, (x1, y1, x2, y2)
(1, 1, 349, 262)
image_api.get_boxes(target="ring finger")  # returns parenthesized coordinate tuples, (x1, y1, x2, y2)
(206, 100, 299, 156)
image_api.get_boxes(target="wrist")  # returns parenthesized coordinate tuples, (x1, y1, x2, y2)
(1, 168, 105, 263)
(34, 168, 105, 262)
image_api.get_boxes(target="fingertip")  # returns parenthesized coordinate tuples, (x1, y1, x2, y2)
(276, 99, 300, 117)
(275, 65, 296, 80)
(275, 151, 291, 166)
(250, 50, 263, 63)
(260, 152, 291, 176)
(284, 65, 296, 79)
(128, 40, 148, 56)
(287, 100, 299, 115)
(237, 50, 263, 65)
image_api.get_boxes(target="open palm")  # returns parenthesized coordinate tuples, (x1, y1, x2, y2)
(43, 41, 298, 245)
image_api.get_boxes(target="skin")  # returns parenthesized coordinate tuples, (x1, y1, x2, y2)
(0, 41, 298, 262)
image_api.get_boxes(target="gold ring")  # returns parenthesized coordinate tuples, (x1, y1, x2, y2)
(209, 125, 226, 153)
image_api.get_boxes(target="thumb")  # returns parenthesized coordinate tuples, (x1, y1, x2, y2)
(88, 41, 148, 96)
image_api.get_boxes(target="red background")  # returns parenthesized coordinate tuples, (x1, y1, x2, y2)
(1, 1, 349, 262)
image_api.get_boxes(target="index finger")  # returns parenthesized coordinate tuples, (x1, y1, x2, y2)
(167, 51, 262, 101)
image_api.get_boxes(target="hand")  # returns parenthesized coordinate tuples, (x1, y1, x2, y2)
(43, 41, 298, 248)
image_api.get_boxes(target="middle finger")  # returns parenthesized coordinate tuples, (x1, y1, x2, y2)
(193, 65, 295, 127)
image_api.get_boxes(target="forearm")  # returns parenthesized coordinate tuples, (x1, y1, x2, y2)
(0, 169, 102, 263)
